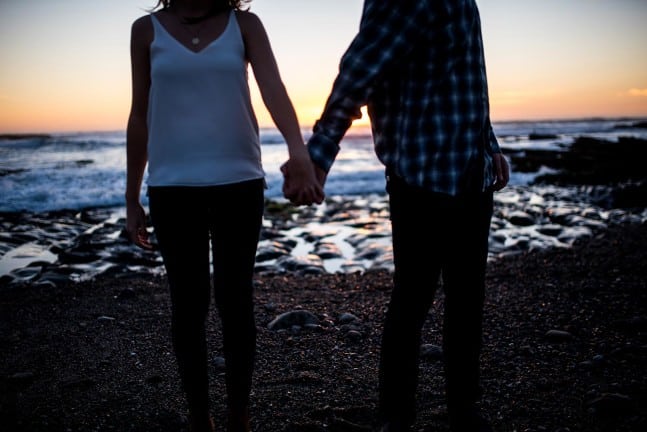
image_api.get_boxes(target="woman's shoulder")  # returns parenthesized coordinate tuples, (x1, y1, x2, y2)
(131, 14, 154, 33)
(132, 13, 154, 28)
(130, 14, 154, 42)
(234, 9, 264, 33)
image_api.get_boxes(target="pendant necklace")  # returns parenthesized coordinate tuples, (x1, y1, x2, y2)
(176, 8, 216, 46)
(190, 32, 201, 46)
(181, 20, 206, 46)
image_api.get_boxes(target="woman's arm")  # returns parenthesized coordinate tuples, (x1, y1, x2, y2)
(125, 16, 154, 249)
(238, 11, 324, 205)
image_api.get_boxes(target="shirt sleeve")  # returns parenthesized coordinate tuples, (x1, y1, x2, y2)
(488, 123, 501, 154)
(307, 0, 432, 173)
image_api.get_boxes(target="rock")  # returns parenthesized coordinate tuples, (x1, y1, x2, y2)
(256, 241, 292, 262)
(420, 344, 444, 361)
(524, 136, 647, 185)
(339, 324, 362, 334)
(212, 356, 226, 371)
(7, 371, 35, 385)
(33, 280, 57, 289)
(57, 250, 101, 264)
(544, 329, 573, 342)
(507, 210, 536, 226)
(338, 313, 360, 324)
(536, 224, 564, 237)
(355, 244, 387, 260)
(529, 132, 559, 140)
(586, 393, 634, 417)
(37, 270, 73, 286)
(313, 242, 344, 259)
(267, 310, 320, 331)
(303, 323, 323, 332)
(274, 256, 326, 275)
(344, 330, 363, 342)
(263, 302, 277, 313)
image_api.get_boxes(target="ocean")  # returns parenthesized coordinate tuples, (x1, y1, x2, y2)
(1, 118, 646, 214)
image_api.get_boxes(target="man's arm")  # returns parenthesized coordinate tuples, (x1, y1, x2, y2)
(487, 119, 510, 190)
(307, 0, 433, 174)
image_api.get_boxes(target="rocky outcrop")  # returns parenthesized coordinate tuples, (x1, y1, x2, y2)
(508, 136, 647, 208)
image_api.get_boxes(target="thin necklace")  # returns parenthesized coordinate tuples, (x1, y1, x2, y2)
(180, 20, 206, 46)
(173, 7, 216, 46)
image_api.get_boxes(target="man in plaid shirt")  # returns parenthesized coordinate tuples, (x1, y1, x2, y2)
(283, 1, 509, 430)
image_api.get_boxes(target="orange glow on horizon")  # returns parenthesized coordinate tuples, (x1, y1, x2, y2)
(2, 92, 647, 134)
(1, 84, 646, 134)
(489, 86, 647, 122)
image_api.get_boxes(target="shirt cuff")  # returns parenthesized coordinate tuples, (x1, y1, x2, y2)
(307, 132, 340, 174)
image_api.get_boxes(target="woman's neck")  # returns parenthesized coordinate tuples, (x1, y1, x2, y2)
(171, 1, 218, 18)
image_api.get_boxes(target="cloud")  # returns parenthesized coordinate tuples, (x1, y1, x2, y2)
(628, 88, 647, 97)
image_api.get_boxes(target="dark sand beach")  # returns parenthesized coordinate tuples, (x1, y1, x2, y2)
(2, 130, 647, 431)
(1, 220, 646, 432)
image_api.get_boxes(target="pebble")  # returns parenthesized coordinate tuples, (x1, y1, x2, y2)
(344, 330, 363, 342)
(338, 313, 360, 324)
(267, 310, 320, 331)
(420, 344, 444, 361)
(7, 371, 35, 384)
(544, 330, 574, 342)
(585, 392, 634, 417)
(212, 356, 226, 371)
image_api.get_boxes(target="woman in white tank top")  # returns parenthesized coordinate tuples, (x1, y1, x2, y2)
(125, 1, 324, 431)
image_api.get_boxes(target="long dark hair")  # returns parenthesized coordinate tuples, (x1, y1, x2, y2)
(151, 0, 251, 11)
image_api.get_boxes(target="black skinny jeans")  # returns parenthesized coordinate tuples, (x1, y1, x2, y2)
(148, 179, 264, 416)
(378, 173, 493, 425)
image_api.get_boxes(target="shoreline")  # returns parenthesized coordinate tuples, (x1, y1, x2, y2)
(1, 221, 645, 431)
(1, 184, 647, 287)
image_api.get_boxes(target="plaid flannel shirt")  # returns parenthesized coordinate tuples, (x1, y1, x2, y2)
(307, 0, 501, 195)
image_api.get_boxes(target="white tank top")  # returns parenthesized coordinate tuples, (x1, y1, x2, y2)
(146, 11, 265, 187)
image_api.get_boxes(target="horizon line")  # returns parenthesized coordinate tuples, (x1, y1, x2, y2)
(1, 115, 646, 137)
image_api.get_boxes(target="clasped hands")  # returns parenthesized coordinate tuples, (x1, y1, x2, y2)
(281, 155, 326, 206)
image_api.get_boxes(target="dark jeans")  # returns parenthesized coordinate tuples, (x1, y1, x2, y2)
(378, 173, 493, 425)
(148, 179, 264, 417)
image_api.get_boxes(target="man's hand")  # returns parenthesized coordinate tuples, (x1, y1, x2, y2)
(491, 153, 510, 191)
(281, 157, 326, 206)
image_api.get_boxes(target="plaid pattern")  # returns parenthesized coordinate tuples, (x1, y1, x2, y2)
(307, 0, 501, 195)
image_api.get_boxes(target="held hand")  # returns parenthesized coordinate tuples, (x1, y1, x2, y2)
(281, 157, 325, 206)
(126, 202, 154, 250)
(313, 163, 327, 188)
(491, 153, 510, 191)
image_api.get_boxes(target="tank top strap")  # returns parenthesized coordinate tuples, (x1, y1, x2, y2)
(149, 14, 162, 33)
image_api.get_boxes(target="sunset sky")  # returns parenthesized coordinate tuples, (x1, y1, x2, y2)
(1, 0, 646, 133)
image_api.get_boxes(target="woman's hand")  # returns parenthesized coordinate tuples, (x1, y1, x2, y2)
(126, 202, 154, 250)
(281, 155, 325, 206)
